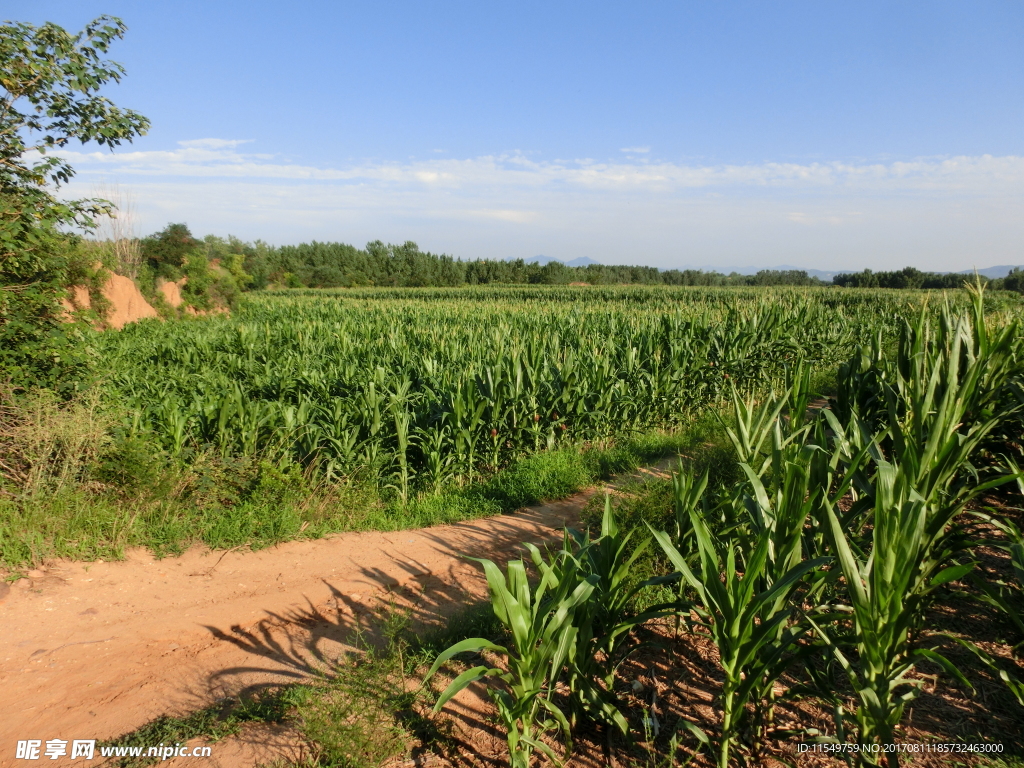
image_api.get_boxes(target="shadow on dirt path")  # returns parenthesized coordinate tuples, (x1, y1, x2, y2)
(0, 461, 675, 767)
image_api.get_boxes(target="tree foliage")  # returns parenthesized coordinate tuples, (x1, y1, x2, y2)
(234, 239, 828, 289)
(141, 223, 200, 273)
(833, 267, 989, 290)
(1004, 267, 1024, 294)
(0, 15, 148, 391)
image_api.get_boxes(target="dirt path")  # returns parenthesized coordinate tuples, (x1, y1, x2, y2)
(0, 463, 674, 767)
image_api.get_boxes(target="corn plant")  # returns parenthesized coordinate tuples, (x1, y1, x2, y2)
(668, 466, 709, 632)
(423, 546, 596, 768)
(563, 496, 676, 735)
(811, 459, 979, 767)
(805, 284, 1024, 764)
(417, 421, 454, 492)
(836, 281, 1022, 507)
(652, 490, 827, 767)
(720, 386, 787, 477)
(724, 375, 868, 578)
(653, 386, 865, 765)
(886, 302, 1020, 506)
(386, 383, 414, 504)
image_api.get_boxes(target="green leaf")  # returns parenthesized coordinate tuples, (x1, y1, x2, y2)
(929, 562, 975, 588)
(432, 665, 504, 711)
(913, 647, 975, 693)
(423, 637, 508, 682)
(677, 718, 710, 744)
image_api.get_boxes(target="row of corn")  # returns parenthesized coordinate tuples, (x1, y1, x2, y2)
(99, 286, 961, 499)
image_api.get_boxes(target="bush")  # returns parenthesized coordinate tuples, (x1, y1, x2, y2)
(0, 217, 97, 393)
(0, 386, 112, 495)
(1004, 267, 1024, 294)
(93, 433, 167, 494)
(141, 223, 197, 276)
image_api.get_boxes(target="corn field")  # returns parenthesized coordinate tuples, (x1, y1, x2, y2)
(98, 285, 959, 499)
(423, 283, 1024, 767)
(82, 283, 1024, 764)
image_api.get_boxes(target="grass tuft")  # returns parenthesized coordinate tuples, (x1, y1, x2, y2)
(97, 690, 295, 768)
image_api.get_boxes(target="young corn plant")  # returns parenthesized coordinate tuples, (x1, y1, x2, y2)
(564, 496, 676, 736)
(652, 490, 826, 768)
(669, 466, 708, 635)
(720, 384, 787, 478)
(837, 280, 1022, 510)
(423, 545, 596, 768)
(387, 397, 413, 505)
(811, 459, 979, 768)
(884, 300, 1021, 508)
(416, 421, 454, 493)
(724, 375, 866, 584)
(809, 284, 1024, 765)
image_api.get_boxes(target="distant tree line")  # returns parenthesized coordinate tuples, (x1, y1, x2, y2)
(831, 266, 1023, 291)
(201, 236, 827, 289)
(132, 225, 1024, 294)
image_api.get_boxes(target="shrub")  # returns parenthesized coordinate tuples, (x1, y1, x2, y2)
(0, 387, 113, 495)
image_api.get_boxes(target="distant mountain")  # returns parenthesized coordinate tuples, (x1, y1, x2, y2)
(524, 255, 602, 267)
(957, 265, 1024, 279)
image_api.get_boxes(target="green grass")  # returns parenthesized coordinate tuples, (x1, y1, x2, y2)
(0, 461, 379, 567)
(97, 691, 296, 768)
(287, 600, 509, 768)
(0, 418, 712, 570)
(400, 425, 709, 528)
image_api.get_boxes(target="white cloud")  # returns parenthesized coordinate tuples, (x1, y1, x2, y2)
(176, 138, 253, 149)
(787, 211, 857, 226)
(53, 143, 1024, 271)
(459, 209, 538, 223)
(620, 146, 651, 154)
(55, 144, 1024, 196)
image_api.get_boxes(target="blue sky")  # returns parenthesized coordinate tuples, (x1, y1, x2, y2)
(9, 1, 1024, 270)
